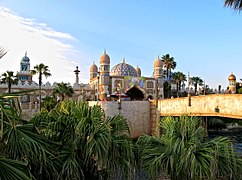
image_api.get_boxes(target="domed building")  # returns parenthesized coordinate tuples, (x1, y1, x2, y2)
(228, 73, 236, 94)
(89, 51, 164, 100)
(17, 52, 33, 83)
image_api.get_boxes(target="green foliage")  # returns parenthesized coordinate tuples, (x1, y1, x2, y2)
(0, 158, 31, 180)
(30, 63, 51, 111)
(191, 76, 203, 95)
(238, 87, 242, 94)
(161, 54, 176, 79)
(137, 116, 242, 180)
(31, 100, 134, 179)
(42, 95, 57, 111)
(52, 82, 74, 101)
(225, 0, 242, 11)
(1, 71, 18, 93)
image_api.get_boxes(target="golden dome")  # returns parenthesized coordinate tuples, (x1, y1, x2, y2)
(228, 73, 236, 81)
(154, 56, 163, 68)
(135, 65, 141, 75)
(90, 63, 98, 72)
(100, 50, 110, 64)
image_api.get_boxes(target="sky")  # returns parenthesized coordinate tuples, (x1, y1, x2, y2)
(0, 0, 242, 89)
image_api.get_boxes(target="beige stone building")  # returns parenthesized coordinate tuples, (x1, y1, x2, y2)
(89, 51, 164, 101)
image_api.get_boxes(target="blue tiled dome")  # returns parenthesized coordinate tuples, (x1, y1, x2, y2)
(110, 59, 137, 77)
(21, 52, 30, 63)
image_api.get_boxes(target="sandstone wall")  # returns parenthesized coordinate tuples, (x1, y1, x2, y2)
(89, 101, 151, 138)
(158, 94, 242, 119)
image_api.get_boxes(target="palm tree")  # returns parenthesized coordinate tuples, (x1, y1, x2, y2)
(0, 71, 18, 93)
(225, 0, 242, 11)
(191, 76, 203, 95)
(0, 95, 54, 180)
(31, 100, 134, 179)
(171, 71, 186, 97)
(52, 82, 74, 101)
(161, 54, 176, 80)
(137, 116, 242, 179)
(30, 63, 51, 110)
(42, 95, 57, 111)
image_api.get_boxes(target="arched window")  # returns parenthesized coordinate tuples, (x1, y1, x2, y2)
(147, 81, 154, 88)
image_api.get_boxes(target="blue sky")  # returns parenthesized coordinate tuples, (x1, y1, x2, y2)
(0, 0, 242, 89)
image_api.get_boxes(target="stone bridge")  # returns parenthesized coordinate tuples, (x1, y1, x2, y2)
(158, 94, 242, 119)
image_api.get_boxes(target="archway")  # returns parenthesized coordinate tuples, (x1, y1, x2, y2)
(126, 86, 144, 100)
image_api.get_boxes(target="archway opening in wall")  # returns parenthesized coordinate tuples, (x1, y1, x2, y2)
(126, 86, 144, 100)
(147, 95, 153, 100)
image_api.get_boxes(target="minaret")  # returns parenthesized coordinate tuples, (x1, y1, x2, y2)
(99, 50, 110, 100)
(154, 55, 163, 78)
(153, 55, 163, 99)
(89, 62, 98, 82)
(135, 65, 141, 77)
(74, 66, 80, 85)
(18, 51, 32, 83)
(228, 73, 236, 94)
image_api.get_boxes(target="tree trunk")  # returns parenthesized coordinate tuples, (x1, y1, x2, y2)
(39, 73, 42, 111)
(176, 82, 179, 97)
(166, 67, 169, 79)
(8, 83, 11, 93)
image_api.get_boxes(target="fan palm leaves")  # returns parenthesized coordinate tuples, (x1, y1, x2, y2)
(225, 0, 242, 11)
(0, 158, 31, 180)
(31, 100, 134, 179)
(1, 71, 18, 93)
(52, 82, 74, 101)
(30, 63, 51, 111)
(137, 116, 242, 179)
(0, 46, 8, 59)
(161, 54, 176, 80)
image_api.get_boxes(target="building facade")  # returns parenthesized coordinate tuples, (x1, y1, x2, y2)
(89, 51, 164, 101)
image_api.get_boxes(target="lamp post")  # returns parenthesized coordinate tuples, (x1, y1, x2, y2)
(188, 72, 191, 106)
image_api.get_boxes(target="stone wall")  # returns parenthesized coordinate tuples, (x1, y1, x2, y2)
(158, 94, 242, 119)
(89, 101, 151, 138)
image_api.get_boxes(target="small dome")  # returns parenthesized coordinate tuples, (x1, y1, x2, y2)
(90, 63, 98, 72)
(110, 59, 137, 76)
(154, 56, 163, 68)
(135, 65, 141, 75)
(100, 50, 110, 64)
(21, 52, 30, 63)
(228, 73, 236, 81)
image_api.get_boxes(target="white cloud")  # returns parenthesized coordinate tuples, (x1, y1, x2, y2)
(0, 7, 89, 85)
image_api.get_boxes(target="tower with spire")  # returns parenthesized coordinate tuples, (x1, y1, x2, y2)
(153, 55, 163, 99)
(99, 50, 110, 100)
(18, 52, 32, 84)
(74, 66, 80, 85)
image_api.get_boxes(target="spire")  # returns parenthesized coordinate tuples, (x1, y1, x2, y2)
(122, 57, 125, 63)
(25, 51, 27, 56)
(104, 49, 106, 54)
(74, 65, 80, 73)
(158, 54, 160, 59)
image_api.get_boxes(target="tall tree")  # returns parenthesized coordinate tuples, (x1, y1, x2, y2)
(171, 71, 186, 97)
(161, 54, 176, 80)
(191, 76, 203, 95)
(137, 116, 242, 179)
(225, 0, 242, 11)
(0, 71, 18, 93)
(52, 82, 74, 101)
(30, 63, 51, 111)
